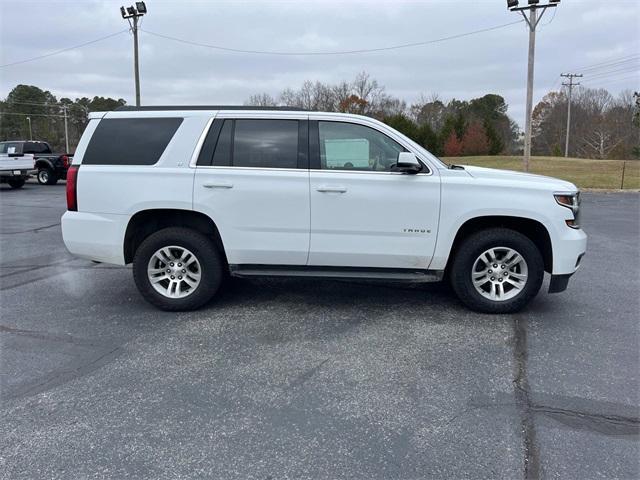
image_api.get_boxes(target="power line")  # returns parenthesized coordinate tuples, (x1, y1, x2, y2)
(582, 74, 639, 87)
(2, 101, 65, 108)
(580, 57, 639, 73)
(0, 30, 129, 68)
(583, 65, 640, 80)
(0, 112, 66, 118)
(571, 54, 640, 73)
(140, 20, 523, 56)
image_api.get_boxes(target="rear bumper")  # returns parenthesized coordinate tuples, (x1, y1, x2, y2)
(61, 211, 128, 265)
(0, 169, 34, 177)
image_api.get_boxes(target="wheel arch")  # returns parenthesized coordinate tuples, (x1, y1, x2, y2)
(446, 215, 553, 274)
(34, 158, 54, 170)
(123, 209, 228, 267)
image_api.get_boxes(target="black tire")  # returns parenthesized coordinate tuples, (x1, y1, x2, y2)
(450, 228, 544, 314)
(7, 177, 25, 189)
(37, 167, 58, 185)
(132, 227, 224, 311)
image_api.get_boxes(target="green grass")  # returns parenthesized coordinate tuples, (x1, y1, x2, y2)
(441, 156, 640, 190)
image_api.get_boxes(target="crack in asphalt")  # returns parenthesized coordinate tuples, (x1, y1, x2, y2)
(513, 316, 541, 480)
(0, 222, 60, 235)
(0, 325, 107, 348)
(530, 404, 639, 436)
(1, 344, 123, 403)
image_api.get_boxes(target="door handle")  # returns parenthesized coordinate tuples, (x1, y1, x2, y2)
(203, 182, 233, 189)
(316, 185, 347, 193)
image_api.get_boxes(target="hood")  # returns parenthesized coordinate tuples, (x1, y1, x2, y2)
(461, 165, 577, 191)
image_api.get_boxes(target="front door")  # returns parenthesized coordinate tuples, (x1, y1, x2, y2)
(193, 117, 310, 266)
(308, 120, 440, 269)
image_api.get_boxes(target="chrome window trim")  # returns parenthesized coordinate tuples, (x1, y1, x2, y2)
(189, 117, 215, 168)
(309, 168, 432, 176)
(194, 165, 304, 173)
(193, 165, 432, 175)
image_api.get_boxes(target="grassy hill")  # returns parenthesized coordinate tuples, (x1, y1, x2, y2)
(441, 156, 639, 190)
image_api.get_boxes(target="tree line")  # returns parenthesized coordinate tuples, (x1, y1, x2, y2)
(533, 88, 638, 159)
(0, 84, 125, 152)
(247, 72, 639, 159)
(1, 78, 637, 159)
(246, 72, 520, 157)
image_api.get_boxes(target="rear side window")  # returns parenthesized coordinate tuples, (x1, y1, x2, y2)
(0, 142, 21, 154)
(23, 142, 51, 154)
(83, 118, 183, 165)
(233, 119, 298, 169)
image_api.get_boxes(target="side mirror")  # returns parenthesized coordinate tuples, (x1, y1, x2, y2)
(395, 152, 422, 174)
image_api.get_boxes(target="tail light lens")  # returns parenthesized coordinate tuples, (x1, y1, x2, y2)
(66, 165, 79, 211)
(61, 155, 69, 168)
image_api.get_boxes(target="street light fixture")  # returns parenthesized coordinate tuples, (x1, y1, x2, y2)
(120, 2, 147, 106)
(507, 0, 560, 172)
(26, 116, 32, 140)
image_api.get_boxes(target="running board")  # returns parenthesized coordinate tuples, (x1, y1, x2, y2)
(229, 265, 444, 283)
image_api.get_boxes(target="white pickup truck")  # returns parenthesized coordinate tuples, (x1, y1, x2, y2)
(61, 106, 587, 313)
(0, 150, 35, 189)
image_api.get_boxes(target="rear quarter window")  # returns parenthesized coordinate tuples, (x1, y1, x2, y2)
(82, 118, 183, 165)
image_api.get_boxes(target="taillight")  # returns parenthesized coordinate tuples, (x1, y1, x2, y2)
(66, 165, 79, 211)
(61, 155, 69, 168)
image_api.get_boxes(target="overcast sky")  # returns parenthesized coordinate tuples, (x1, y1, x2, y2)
(1, 0, 638, 129)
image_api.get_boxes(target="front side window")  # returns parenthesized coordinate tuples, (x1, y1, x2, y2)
(318, 121, 406, 172)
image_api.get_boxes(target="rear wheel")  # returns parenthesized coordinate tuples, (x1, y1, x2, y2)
(37, 167, 58, 185)
(7, 177, 25, 189)
(450, 228, 544, 314)
(133, 227, 223, 311)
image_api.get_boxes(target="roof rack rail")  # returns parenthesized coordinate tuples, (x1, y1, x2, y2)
(114, 105, 307, 112)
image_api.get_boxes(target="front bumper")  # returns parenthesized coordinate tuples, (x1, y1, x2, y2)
(548, 227, 586, 293)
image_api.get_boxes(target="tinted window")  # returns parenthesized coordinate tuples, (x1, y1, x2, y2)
(83, 118, 183, 165)
(23, 142, 51, 154)
(211, 120, 232, 167)
(318, 121, 405, 172)
(233, 119, 298, 169)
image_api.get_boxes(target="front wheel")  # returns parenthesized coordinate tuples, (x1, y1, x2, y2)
(450, 228, 544, 314)
(132, 227, 224, 311)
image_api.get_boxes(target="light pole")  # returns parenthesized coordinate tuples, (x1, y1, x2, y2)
(120, 2, 147, 107)
(62, 105, 70, 153)
(561, 73, 582, 157)
(26, 116, 32, 140)
(507, 0, 560, 172)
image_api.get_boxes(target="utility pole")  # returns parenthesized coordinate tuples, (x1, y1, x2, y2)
(62, 105, 70, 153)
(120, 2, 147, 107)
(561, 73, 582, 157)
(26, 117, 32, 140)
(507, 0, 560, 172)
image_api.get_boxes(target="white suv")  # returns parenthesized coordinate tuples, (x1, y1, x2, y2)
(62, 106, 587, 313)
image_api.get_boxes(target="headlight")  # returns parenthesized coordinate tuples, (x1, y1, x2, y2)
(554, 192, 581, 229)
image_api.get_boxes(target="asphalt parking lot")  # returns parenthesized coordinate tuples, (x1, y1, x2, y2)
(1, 181, 638, 479)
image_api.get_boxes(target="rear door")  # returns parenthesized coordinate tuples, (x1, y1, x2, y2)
(193, 114, 310, 266)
